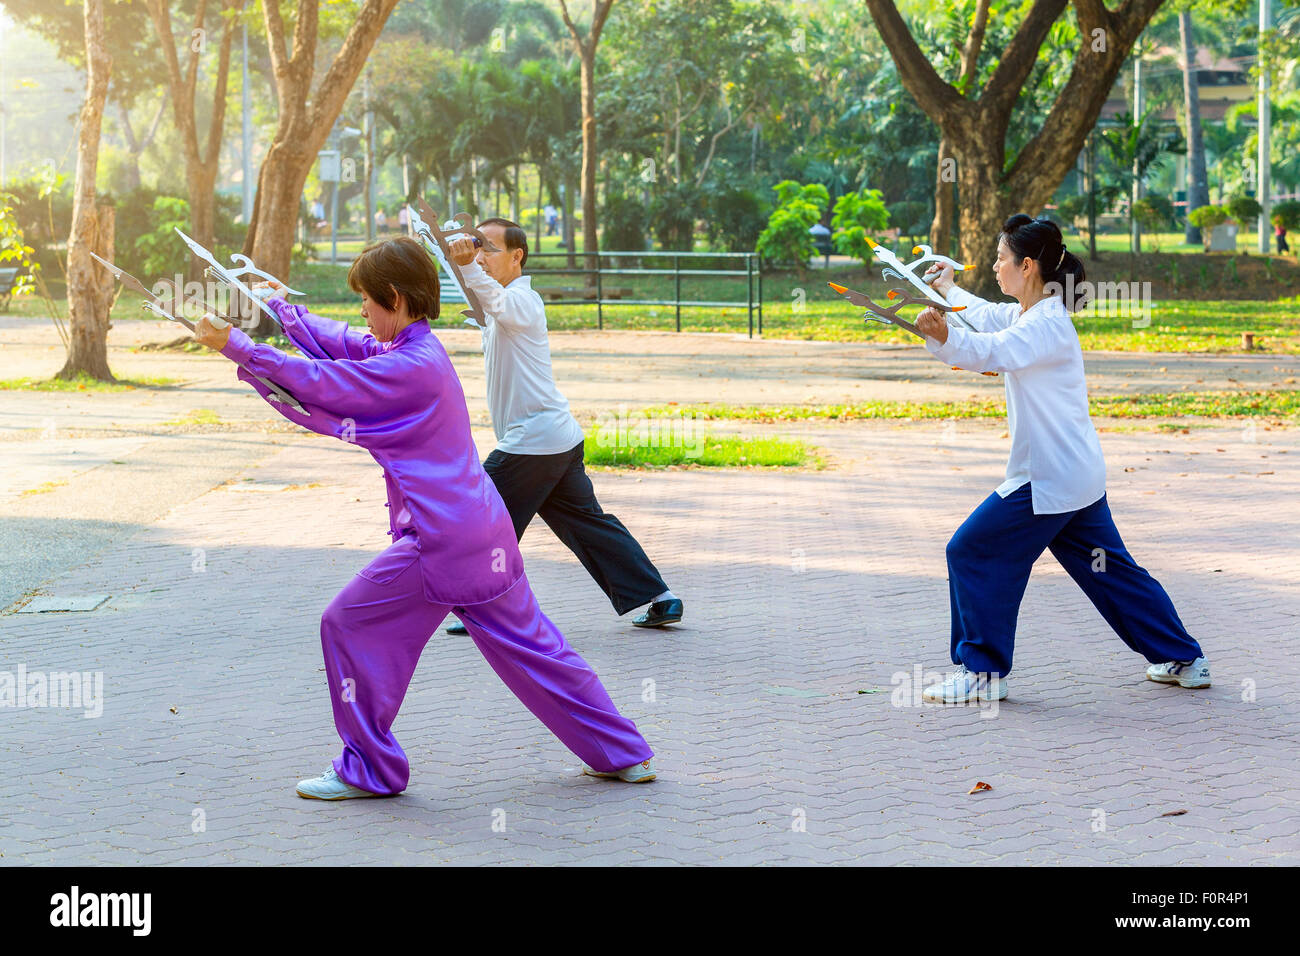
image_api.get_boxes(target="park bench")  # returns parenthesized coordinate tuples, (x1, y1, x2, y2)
(534, 286, 634, 301)
(0, 267, 20, 311)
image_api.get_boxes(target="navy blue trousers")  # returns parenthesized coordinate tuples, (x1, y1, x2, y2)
(946, 484, 1203, 677)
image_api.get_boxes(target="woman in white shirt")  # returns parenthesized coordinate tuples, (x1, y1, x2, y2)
(913, 214, 1209, 703)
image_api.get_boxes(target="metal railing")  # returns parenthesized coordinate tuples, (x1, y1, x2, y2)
(525, 250, 763, 337)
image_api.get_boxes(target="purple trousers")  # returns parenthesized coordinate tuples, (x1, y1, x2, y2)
(321, 535, 653, 794)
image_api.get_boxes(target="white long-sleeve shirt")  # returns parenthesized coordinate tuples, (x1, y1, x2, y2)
(459, 261, 585, 455)
(925, 284, 1107, 515)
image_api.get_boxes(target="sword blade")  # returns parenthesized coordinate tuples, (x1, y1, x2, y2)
(88, 252, 197, 331)
(409, 201, 488, 327)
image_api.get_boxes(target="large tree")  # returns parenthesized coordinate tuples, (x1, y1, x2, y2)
(557, 0, 614, 269)
(59, 0, 115, 381)
(864, 0, 1168, 295)
(241, 0, 400, 334)
(929, 0, 990, 257)
(144, 0, 244, 282)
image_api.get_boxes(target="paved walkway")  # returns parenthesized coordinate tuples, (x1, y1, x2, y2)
(2, 313, 1297, 864)
(2, 411, 1296, 864)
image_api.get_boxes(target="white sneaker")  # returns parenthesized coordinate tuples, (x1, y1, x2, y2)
(295, 766, 384, 800)
(1146, 657, 1211, 688)
(582, 758, 657, 783)
(921, 665, 1007, 703)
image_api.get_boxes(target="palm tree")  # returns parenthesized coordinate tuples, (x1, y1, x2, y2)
(1098, 108, 1187, 255)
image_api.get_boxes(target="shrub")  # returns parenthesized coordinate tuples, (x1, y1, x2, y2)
(1188, 205, 1230, 251)
(648, 182, 699, 252)
(831, 189, 891, 267)
(756, 180, 829, 269)
(0, 192, 39, 300)
(885, 200, 927, 242)
(1132, 194, 1175, 232)
(1224, 194, 1262, 228)
(117, 189, 246, 278)
(1056, 196, 1089, 223)
(704, 186, 769, 253)
(1271, 199, 1300, 231)
(2, 170, 73, 272)
(603, 192, 648, 254)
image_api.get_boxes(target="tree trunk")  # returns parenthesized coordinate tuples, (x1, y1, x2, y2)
(930, 0, 989, 257)
(578, 42, 598, 271)
(187, 163, 219, 283)
(864, 0, 1163, 297)
(245, 138, 313, 281)
(241, 0, 401, 335)
(535, 164, 543, 249)
(59, 0, 115, 383)
(929, 137, 955, 256)
(1180, 11, 1209, 245)
(954, 144, 1008, 298)
(1086, 130, 1099, 260)
(559, 1, 615, 273)
(145, 0, 242, 284)
(563, 171, 576, 269)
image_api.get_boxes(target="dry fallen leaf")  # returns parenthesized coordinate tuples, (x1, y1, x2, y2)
(1160, 809, 1188, 817)
(169, 706, 177, 714)
(968, 781, 992, 795)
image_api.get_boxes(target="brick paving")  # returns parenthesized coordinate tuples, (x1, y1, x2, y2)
(2, 415, 1297, 865)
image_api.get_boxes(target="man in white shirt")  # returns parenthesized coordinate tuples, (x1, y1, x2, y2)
(442, 217, 682, 634)
(911, 214, 1208, 704)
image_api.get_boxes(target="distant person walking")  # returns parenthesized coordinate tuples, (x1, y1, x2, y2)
(544, 203, 559, 237)
(1277, 222, 1290, 255)
(398, 205, 410, 235)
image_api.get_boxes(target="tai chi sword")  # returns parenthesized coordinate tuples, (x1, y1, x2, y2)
(172, 227, 306, 331)
(863, 237, 981, 331)
(406, 199, 501, 329)
(88, 252, 308, 413)
(827, 281, 997, 377)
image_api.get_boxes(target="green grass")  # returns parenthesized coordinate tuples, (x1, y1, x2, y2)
(292, 293, 1300, 354)
(583, 430, 818, 468)
(1084, 231, 1282, 255)
(164, 408, 223, 426)
(644, 389, 1300, 423)
(11, 252, 1298, 352)
(0, 373, 180, 392)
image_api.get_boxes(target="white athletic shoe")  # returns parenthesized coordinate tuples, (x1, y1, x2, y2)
(583, 758, 657, 783)
(295, 766, 384, 800)
(921, 665, 1008, 703)
(1146, 657, 1211, 689)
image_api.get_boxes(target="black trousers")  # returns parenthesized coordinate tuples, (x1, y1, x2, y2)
(483, 440, 668, 615)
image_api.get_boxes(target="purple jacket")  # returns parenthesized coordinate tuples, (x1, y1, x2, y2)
(219, 297, 524, 606)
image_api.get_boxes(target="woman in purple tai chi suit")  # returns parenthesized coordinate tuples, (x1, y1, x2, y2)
(191, 237, 656, 798)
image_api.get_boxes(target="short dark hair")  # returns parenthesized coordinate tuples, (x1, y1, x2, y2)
(999, 213, 1088, 312)
(347, 236, 440, 320)
(477, 217, 528, 268)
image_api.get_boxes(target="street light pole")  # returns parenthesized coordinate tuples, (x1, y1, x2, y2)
(364, 68, 374, 242)
(1258, 0, 1272, 253)
(0, 15, 8, 188)
(1132, 56, 1143, 254)
(241, 22, 253, 224)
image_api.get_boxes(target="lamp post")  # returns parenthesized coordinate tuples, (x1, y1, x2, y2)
(1258, 0, 1272, 253)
